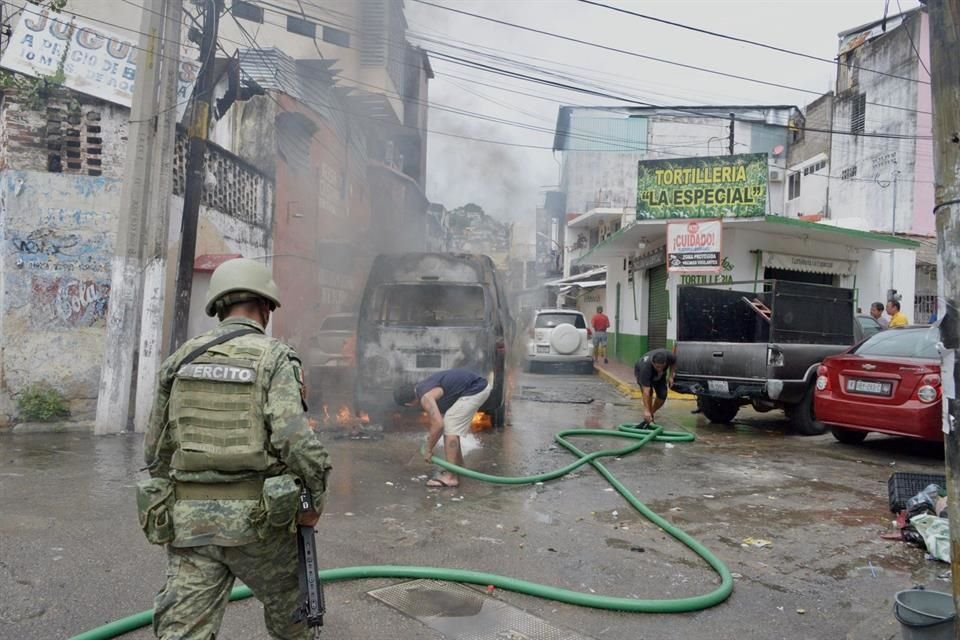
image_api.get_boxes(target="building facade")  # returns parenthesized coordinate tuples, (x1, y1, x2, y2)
(781, 7, 934, 319)
(0, 87, 272, 422)
(552, 104, 918, 365)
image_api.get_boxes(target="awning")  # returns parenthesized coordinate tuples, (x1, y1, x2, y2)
(763, 250, 856, 276)
(575, 215, 918, 264)
(544, 267, 606, 287)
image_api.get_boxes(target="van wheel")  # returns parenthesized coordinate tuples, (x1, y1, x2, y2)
(697, 396, 739, 424)
(831, 426, 868, 444)
(787, 385, 827, 436)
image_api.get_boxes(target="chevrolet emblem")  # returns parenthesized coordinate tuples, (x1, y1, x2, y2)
(861, 364, 877, 370)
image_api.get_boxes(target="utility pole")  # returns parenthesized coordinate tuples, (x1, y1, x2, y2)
(94, 0, 166, 435)
(134, 0, 184, 433)
(925, 0, 960, 622)
(728, 112, 735, 155)
(169, 0, 222, 354)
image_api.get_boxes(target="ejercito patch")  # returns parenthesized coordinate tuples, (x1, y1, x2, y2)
(176, 363, 257, 383)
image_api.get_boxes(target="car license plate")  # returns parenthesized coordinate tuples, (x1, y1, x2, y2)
(846, 379, 892, 396)
(536, 345, 550, 354)
(707, 380, 728, 393)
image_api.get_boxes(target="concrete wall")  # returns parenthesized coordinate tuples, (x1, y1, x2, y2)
(0, 86, 273, 422)
(828, 12, 934, 236)
(0, 170, 120, 419)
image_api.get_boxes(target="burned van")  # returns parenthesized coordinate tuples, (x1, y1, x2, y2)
(354, 253, 513, 428)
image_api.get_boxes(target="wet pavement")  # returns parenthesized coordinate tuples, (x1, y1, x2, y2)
(0, 370, 949, 640)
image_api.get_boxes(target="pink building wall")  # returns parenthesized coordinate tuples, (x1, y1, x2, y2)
(912, 12, 935, 236)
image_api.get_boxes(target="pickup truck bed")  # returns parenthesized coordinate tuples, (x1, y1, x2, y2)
(673, 281, 858, 435)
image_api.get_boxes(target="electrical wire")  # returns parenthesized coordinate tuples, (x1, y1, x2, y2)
(106, 0, 932, 148)
(576, 0, 930, 86)
(227, 16, 937, 187)
(895, 0, 931, 77)
(411, 0, 931, 118)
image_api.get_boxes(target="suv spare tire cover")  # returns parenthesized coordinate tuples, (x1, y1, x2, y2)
(550, 323, 581, 355)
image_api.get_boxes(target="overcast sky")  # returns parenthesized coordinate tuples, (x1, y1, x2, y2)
(405, 0, 924, 227)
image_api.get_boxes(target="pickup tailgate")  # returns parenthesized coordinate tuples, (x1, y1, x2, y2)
(675, 341, 768, 381)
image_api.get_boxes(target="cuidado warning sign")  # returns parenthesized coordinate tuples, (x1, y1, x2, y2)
(667, 220, 722, 273)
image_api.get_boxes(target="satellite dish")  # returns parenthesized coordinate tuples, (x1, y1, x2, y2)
(772, 144, 785, 157)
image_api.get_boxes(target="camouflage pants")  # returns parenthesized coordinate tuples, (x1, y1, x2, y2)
(153, 534, 311, 640)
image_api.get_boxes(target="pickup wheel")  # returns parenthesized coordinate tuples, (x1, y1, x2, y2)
(786, 385, 827, 436)
(831, 426, 868, 444)
(697, 396, 740, 424)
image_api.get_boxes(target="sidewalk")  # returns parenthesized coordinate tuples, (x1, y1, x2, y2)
(594, 359, 695, 401)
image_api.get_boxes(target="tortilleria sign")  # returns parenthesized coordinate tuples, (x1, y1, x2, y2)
(637, 153, 768, 219)
(1, 7, 199, 119)
(667, 219, 722, 273)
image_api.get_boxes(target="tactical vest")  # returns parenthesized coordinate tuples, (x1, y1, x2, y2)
(169, 335, 278, 473)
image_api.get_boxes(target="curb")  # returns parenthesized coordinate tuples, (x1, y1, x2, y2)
(11, 420, 94, 434)
(594, 366, 695, 402)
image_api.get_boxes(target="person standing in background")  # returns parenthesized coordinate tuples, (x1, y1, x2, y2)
(869, 302, 889, 328)
(591, 306, 610, 364)
(886, 300, 910, 328)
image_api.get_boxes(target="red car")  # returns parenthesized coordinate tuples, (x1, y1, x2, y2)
(814, 326, 942, 444)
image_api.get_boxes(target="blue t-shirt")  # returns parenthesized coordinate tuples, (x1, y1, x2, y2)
(415, 369, 487, 414)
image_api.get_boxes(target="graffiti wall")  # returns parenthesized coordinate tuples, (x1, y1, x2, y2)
(1, 170, 120, 419)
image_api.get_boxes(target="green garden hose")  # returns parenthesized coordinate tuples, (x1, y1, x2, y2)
(69, 423, 733, 640)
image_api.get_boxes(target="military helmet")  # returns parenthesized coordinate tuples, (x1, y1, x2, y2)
(204, 258, 282, 317)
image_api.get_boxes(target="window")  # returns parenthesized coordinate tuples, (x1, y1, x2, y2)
(854, 328, 939, 359)
(850, 93, 866, 134)
(535, 313, 587, 329)
(376, 285, 486, 327)
(788, 172, 801, 200)
(322, 25, 350, 47)
(841, 165, 858, 180)
(232, 0, 263, 23)
(802, 160, 827, 176)
(287, 15, 317, 38)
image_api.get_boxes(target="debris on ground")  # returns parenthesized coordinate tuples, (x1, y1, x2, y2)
(741, 537, 773, 549)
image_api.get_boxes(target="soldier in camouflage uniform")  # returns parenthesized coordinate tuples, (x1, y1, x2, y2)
(143, 258, 331, 640)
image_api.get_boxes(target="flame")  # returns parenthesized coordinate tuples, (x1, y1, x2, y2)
(358, 411, 370, 424)
(322, 405, 331, 423)
(470, 411, 493, 432)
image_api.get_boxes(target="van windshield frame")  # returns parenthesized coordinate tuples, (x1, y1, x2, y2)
(373, 283, 488, 327)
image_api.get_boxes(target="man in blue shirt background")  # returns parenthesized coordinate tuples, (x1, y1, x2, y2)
(394, 368, 492, 487)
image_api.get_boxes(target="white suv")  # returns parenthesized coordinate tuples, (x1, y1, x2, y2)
(525, 309, 594, 374)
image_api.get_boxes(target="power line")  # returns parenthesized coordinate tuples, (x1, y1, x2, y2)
(227, 18, 936, 188)
(576, 0, 930, 86)
(425, 48, 932, 141)
(896, 0, 931, 77)
(412, 0, 931, 117)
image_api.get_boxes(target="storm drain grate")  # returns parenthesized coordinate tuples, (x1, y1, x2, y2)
(367, 579, 595, 640)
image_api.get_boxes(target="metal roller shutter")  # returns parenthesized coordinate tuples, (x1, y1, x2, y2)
(647, 265, 668, 351)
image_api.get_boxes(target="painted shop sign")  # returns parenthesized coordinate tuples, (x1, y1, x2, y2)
(637, 153, 768, 220)
(1, 8, 199, 119)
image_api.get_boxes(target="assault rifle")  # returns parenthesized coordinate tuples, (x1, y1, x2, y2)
(292, 486, 325, 633)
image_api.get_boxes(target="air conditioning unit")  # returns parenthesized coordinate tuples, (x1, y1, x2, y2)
(769, 169, 784, 182)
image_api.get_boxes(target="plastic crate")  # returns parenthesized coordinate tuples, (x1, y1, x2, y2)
(888, 471, 946, 513)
